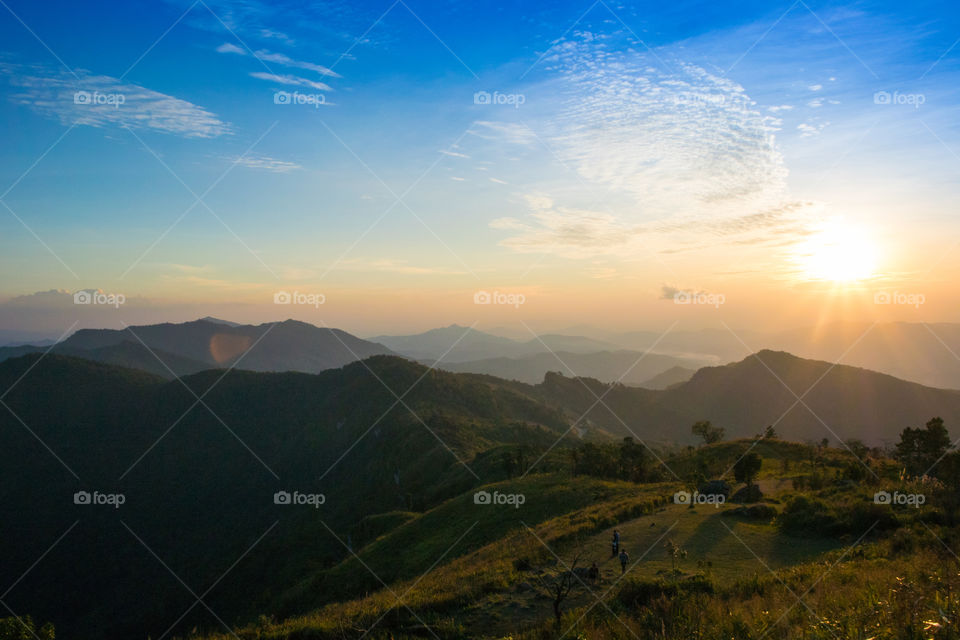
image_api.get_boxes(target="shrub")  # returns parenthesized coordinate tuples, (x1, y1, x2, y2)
(777, 495, 837, 535)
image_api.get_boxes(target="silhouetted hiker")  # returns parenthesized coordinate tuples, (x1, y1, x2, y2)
(588, 561, 599, 584)
(611, 529, 620, 557)
(619, 548, 629, 574)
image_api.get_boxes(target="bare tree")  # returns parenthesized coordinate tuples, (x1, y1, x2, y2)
(532, 552, 585, 627)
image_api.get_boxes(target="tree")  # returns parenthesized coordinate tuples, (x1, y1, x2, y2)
(763, 425, 778, 439)
(895, 417, 952, 477)
(618, 437, 647, 482)
(532, 552, 584, 627)
(691, 420, 725, 445)
(734, 452, 762, 488)
(844, 439, 869, 459)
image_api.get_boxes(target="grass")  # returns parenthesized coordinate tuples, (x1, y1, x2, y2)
(194, 440, 950, 640)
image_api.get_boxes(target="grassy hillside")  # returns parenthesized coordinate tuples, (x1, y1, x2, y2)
(194, 437, 956, 640)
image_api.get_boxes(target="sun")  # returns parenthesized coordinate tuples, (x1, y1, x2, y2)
(797, 219, 879, 283)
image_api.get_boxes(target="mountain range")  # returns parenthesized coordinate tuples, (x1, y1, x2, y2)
(0, 319, 395, 378)
(5, 319, 960, 391)
(2, 340, 959, 638)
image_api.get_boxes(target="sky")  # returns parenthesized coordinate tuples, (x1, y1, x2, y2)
(0, 0, 958, 338)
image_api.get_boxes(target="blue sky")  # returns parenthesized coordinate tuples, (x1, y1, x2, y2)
(1, 0, 959, 335)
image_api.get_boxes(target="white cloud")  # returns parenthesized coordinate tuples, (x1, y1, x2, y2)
(469, 121, 536, 145)
(230, 153, 302, 173)
(797, 122, 827, 137)
(0, 63, 230, 138)
(489, 177, 508, 184)
(216, 42, 245, 54)
(216, 42, 341, 77)
(485, 34, 800, 258)
(809, 84, 823, 91)
(249, 72, 332, 92)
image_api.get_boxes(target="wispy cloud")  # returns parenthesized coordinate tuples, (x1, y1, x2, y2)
(339, 258, 466, 276)
(216, 43, 341, 78)
(0, 63, 230, 138)
(230, 153, 302, 173)
(249, 72, 333, 92)
(469, 121, 536, 145)
(482, 32, 812, 259)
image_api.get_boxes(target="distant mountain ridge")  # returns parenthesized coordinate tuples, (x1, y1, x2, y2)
(530, 349, 960, 445)
(0, 318, 395, 377)
(370, 324, 624, 363)
(436, 350, 707, 386)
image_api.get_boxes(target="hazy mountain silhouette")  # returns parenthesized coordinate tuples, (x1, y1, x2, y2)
(0, 319, 396, 375)
(372, 325, 627, 363)
(437, 350, 707, 386)
(769, 322, 960, 389)
(551, 322, 960, 390)
(533, 350, 960, 444)
(637, 365, 696, 389)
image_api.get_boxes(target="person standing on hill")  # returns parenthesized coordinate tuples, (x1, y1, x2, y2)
(619, 548, 629, 575)
(588, 561, 599, 584)
(611, 529, 620, 557)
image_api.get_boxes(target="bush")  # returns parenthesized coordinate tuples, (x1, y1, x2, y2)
(722, 504, 778, 521)
(777, 496, 838, 536)
(834, 500, 899, 534)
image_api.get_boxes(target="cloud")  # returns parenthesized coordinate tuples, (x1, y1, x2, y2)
(339, 258, 465, 275)
(249, 72, 332, 92)
(659, 284, 713, 300)
(808, 84, 823, 91)
(439, 149, 469, 158)
(489, 177, 508, 184)
(659, 285, 683, 299)
(469, 121, 536, 145)
(216, 43, 341, 78)
(216, 42, 246, 55)
(230, 153, 302, 173)
(797, 122, 828, 137)
(495, 194, 814, 259)
(483, 33, 809, 259)
(0, 63, 230, 138)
